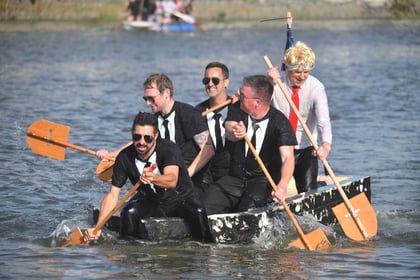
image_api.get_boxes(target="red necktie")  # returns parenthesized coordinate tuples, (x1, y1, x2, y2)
(290, 86, 300, 133)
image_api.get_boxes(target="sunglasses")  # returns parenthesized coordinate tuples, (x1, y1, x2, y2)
(143, 95, 159, 103)
(202, 77, 220, 86)
(132, 133, 154, 143)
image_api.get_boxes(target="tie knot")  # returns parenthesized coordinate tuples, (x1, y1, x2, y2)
(292, 86, 300, 95)
(213, 113, 221, 120)
(252, 121, 259, 132)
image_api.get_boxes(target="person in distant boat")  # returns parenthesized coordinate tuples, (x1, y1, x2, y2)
(267, 41, 333, 193)
(126, 0, 142, 22)
(141, 0, 157, 21)
(159, 0, 178, 24)
(185, 0, 194, 15)
(195, 62, 237, 199)
(96, 73, 215, 197)
(84, 112, 214, 243)
(202, 75, 297, 215)
(174, 0, 185, 12)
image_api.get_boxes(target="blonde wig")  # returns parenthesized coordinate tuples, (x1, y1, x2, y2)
(283, 41, 316, 71)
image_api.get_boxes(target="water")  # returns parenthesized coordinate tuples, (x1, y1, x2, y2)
(1, 20, 419, 279)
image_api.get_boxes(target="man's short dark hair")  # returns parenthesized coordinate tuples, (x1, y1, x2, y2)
(242, 75, 273, 103)
(143, 73, 173, 97)
(132, 112, 158, 133)
(205, 61, 229, 79)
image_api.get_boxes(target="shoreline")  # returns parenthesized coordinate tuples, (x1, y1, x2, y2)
(0, 0, 418, 32)
(0, 0, 418, 25)
(1, 17, 419, 32)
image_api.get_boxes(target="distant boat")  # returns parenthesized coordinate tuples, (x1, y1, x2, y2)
(122, 20, 196, 32)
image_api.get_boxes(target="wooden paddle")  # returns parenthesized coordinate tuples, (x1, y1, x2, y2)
(244, 135, 330, 250)
(171, 10, 207, 31)
(264, 56, 377, 241)
(62, 164, 156, 247)
(96, 160, 115, 182)
(95, 97, 234, 182)
(200, 97, 233, 116)
(26, 119, 115, 172)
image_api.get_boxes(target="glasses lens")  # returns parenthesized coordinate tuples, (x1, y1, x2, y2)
(132, 134, 154, 143)
(202, 77, 221, 85)
(211, 77, 220, 85)
(143, 95, 158, 102)
(202, 77, 210, 85)
(144, 135, 153, 143)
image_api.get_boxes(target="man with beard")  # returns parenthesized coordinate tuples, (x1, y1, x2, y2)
(96, 73, 215, 197)
(84, 112, 214, 243)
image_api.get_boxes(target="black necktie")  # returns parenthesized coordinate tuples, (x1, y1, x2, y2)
(247, 121, 259, 157)
(246, 121, 261, 177)
(163, 119, 170, 140)
(214, 113, 223, 152)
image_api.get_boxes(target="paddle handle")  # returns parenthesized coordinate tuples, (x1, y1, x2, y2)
(201, 98, 233, 116)
(27, 131, 115, 162)
(93, 164, 157, 234)
(264, 56, 369, 239)
(244, 136, 314, 250)
(287, 11, 292, 27)
(64, 141, 115, 162)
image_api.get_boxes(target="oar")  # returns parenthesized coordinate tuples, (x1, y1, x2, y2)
(201, 97, 233, 116)
(95, 98, 234, 182)
(171, 10, 207, 31)
(264, 56, 377, 241)
(62, 164, 156, 247)
(96, 160, 115, 182)
(26, 119, 115, 175)
(244, 135, 331, 250)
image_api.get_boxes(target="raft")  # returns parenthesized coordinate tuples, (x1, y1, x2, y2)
(93, 175, 371, 244)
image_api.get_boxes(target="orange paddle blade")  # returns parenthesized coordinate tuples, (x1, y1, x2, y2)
(26, 119, 70, 161)
(96, 161, 114, 182)
(288, 228, 331, 251)
(332, 192, 377, 241)
(61, 227, 85, 247)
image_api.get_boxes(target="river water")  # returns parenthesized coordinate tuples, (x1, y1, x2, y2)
(1, 20, 419, 279)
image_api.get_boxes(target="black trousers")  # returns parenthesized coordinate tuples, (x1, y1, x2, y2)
(202, 175, 271, 215)
(120, 191, 214, 243)
(294, 146, 318, 193)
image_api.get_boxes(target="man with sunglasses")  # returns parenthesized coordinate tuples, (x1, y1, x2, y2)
(96, 73, 215, 195)
(195, 62, 237, 199)
(202, 75, 297, 215)
(142, 73, 215, 195)
(84, 112, 214, 243)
